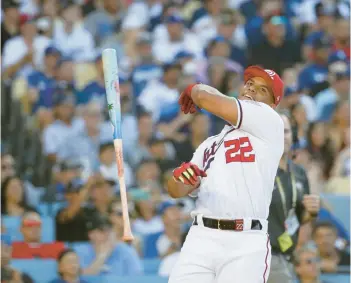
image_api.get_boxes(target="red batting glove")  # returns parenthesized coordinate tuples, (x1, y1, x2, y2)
(173, 162, 207, 187)
(178, 84, 198, 114)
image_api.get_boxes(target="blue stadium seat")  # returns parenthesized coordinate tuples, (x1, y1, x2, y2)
(143, 259, 161, 275)
(81, 275, 168, 283)
(11, 259, 57, 283)
(320, 194, 350, 233)
(143, 232, 163, 258)
(38, 202, 67, 216)
(2, 216, 55, 242)
(320, 273, 350, 283)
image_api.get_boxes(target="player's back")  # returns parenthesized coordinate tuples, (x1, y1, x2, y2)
(191, 100, 284, 220)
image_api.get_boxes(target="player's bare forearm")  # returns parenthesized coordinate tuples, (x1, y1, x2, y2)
(167, 177, 198, 198)
(191, 84, 239, 126)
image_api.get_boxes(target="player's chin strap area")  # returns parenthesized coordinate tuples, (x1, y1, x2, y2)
(193, 214, 268, 233)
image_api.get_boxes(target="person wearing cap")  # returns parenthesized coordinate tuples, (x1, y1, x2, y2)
(42, 91, 79, 162)
(74, 213, 143, 276)
(55, 176, 96, 242)
(298, 36, 331, 95)
(2, 13, 51, 80)
(27, 46, 61, 115)
(314, 61, 350, 122)
(12, 211, 65, 259)
(152, 13, 203, 64)
(156, 201, 183, 258)
(1, 0, 20, 50)
(267, 113, 320, 283)
(167, 65, 285, 282)
(248, 13, 301, 75)
(131, 32, 163, 97)
(57, 102, 113, 176)
(138, 61, 182, 122)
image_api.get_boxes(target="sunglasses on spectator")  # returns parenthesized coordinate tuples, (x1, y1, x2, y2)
(23, 220, 42, 227)
(303, 258, 320, 264)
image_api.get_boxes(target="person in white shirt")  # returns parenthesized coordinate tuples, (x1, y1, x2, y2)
(138, 62, 182, 122)
(167, 65, 285, 282)
(156, 201, 182, 258)
(2, 16, 51, 79)
(152, 14, 204, 63)
(53, 2, 95, 62)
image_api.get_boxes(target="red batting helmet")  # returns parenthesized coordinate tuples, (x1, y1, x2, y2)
(244, 65, 284, 106)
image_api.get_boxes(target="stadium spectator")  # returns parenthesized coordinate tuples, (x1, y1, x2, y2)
(293, 244, 324, 283)
(158, 229, 189, 277)
(84, 0, 122, 47)
(58, 102, 112, 177)
(53, 1, 95, 62)
(42, 94, 80, 162)
(156, 201, 182, 258)
(12, 211, 65, 259)
(74, 213, 143, 276)
(131, 32, 163, 98)
(26, 46, 61, 117)
(99, 142, 134, 189)
(55, 57, 76, 93)
(290, 103, 309, 148)
(312, 221, 350, 273)
(173, 112, 210, 162)
(1, 153, 43, 207)
(2, 14, 51, 80)
(55, 178, 95, 242)
(50, 248, 89, 283)
(85, 176, 117, 218)
(1, 176, 36, 216)
(332, 18, 350, 58)
(138, 62, 182, 122)
(1, 234, 33, 283)
(1, 0, 20, 50)
(124, 112, 153, 168)
(326, 127, 350, 195)
(148, 137, 178, 175)
(298, 36, 331, 96)
(53, 159, 83, 200)
(314, 61, 350, 122)
(76, 54, 106, 106)
(135, 159, 161, 188)
(248, 13, 301, 75)
(132, 189, 164, 236)
(152, 14, 203, 63)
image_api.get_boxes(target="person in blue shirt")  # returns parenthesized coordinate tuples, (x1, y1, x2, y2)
(27, 46, 61, 114)
(131, 32, 163, 98)
(50, 248, 89, 283)
(76, 54, 106, 106)
(74, 214, 143, 276)
(298, 36, 331, 96)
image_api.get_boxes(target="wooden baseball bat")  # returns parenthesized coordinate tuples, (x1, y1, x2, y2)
(102, 48, 134, 242)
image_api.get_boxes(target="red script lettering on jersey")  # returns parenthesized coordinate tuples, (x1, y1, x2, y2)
(224, 137, 255, 163)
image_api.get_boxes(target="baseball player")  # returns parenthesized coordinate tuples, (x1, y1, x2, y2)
(167, 65, 285, 283)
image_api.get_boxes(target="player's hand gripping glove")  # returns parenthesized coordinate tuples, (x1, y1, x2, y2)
(173, 162, 207, 187)
(178, 84, 198, 114)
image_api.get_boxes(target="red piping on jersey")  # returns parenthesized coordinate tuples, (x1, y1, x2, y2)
(263, 235, 270, 283)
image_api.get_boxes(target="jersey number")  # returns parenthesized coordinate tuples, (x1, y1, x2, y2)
(224, 137, 255, 163)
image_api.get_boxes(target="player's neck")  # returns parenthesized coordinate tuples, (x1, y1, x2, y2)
(279, 154, 289, 171)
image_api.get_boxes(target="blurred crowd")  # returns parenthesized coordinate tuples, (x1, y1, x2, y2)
(1, 0, 350, 282)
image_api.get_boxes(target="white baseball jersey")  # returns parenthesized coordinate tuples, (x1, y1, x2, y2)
(191, 99, 284, 220)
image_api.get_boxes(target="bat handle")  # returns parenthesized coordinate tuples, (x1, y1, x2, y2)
(113, 139, 134, 242)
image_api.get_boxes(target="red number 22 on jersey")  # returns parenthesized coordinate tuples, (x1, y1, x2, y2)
(224, 137, 255, 163)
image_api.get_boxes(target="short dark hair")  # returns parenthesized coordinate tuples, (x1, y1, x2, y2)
(312, 221, 337, 237)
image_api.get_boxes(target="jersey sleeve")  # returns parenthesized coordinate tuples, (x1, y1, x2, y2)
(234, 99, 284, 143)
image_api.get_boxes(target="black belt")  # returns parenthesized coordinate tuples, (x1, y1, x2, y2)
(193, 216, 263, 231)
